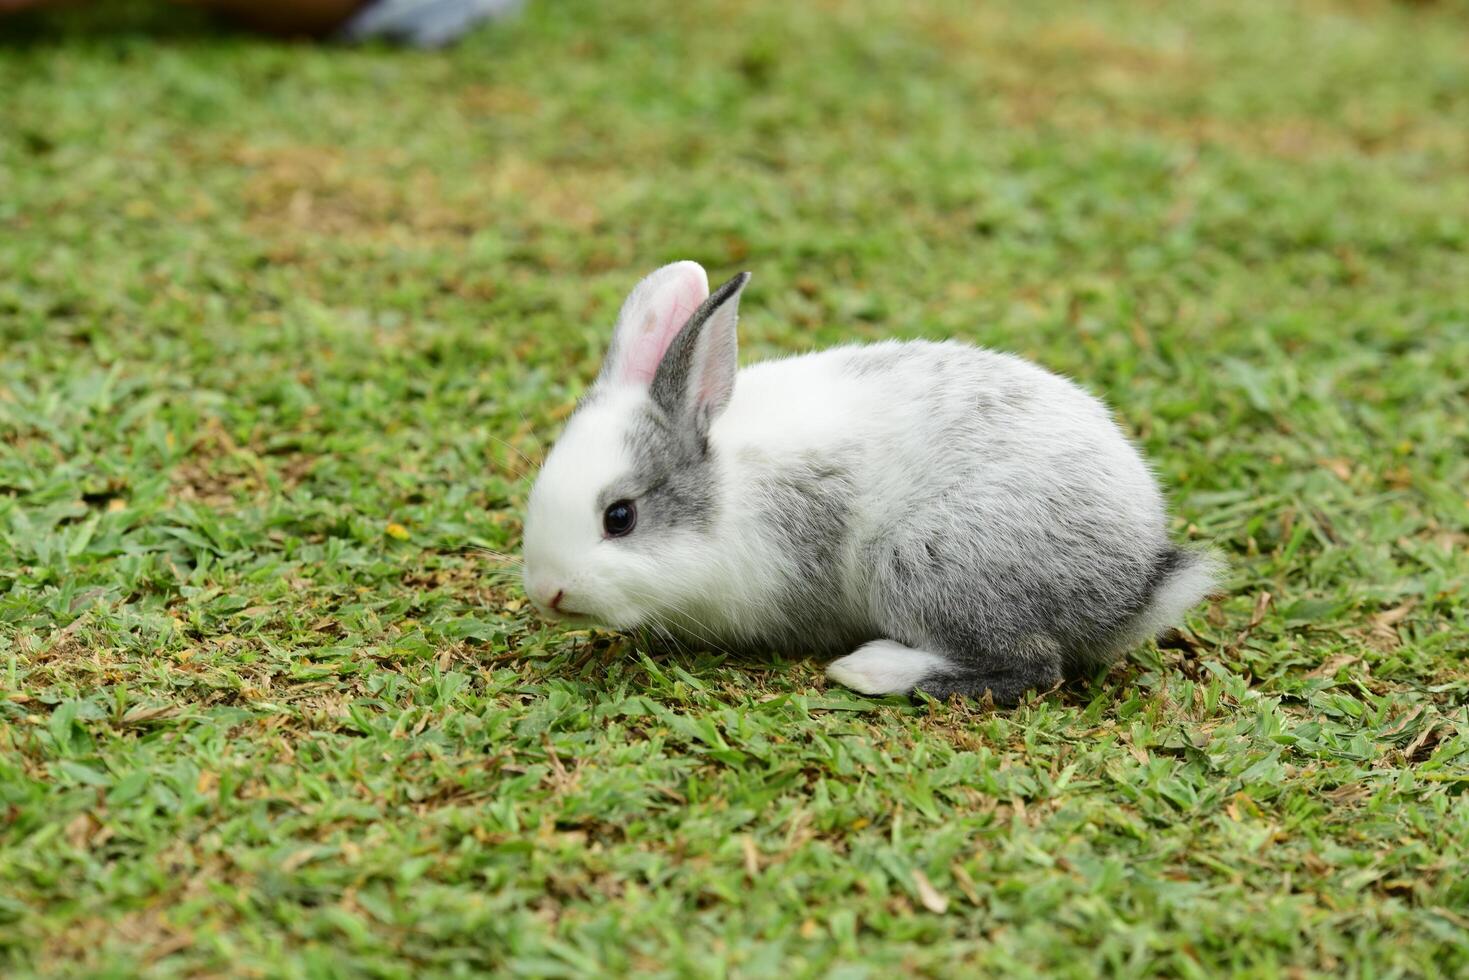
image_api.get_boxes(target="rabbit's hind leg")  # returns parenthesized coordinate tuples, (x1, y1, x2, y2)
(908, 634, 1063, 706)
(824, 636, 1062, 705)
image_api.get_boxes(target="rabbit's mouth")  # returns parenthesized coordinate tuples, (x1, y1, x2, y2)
(534, 604, 581, 620)
(532, 597, 596, 624)
(525, 583, 597, 623)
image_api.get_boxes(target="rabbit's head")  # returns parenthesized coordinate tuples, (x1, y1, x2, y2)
(522, 262, 750, 628)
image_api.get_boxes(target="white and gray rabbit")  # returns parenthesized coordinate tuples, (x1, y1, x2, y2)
(521, 261, 1219, 704)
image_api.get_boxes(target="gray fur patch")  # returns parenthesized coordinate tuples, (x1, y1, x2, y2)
(610, 405, 718, 538)
(749, 452, 870, 651)
(867, 476, 1165, 694)
(650, 272, 749, 440)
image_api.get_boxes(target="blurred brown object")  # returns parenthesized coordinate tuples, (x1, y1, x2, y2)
(1, 0, 369, 36)
(177, 0, 366, 36)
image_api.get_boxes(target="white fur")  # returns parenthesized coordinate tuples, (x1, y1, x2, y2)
(825, 641, 953, 695)
(521, 385, 643, 621)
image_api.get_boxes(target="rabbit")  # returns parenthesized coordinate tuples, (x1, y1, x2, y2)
(520, 261, 1220, 704)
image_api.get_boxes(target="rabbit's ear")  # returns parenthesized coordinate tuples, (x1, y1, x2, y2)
(599, 261, 710, 387)
(651, 272, 750, 447)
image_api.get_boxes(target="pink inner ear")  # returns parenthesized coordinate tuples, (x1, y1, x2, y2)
(615, 265, 708, 384)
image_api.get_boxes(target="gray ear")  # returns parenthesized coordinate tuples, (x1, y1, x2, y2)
(650, 272, 750, 449)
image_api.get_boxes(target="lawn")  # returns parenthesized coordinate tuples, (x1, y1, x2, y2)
(2, 0, 1467, 975)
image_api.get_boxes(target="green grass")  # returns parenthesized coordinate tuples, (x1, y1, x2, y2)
(3, 0, 1468, 974)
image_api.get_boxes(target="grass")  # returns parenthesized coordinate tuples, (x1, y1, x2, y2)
(2, 0, 1467, 974)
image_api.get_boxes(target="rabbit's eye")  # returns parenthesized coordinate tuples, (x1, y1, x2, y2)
(603, 500, 637, 538)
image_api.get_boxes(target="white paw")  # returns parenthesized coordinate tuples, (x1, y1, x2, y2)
(825, 640, 951, 695)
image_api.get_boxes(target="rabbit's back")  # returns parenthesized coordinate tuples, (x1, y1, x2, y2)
(714, 340, 1179, 663)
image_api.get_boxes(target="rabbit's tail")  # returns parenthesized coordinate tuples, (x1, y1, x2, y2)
(1128, 547, 1223, 647)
